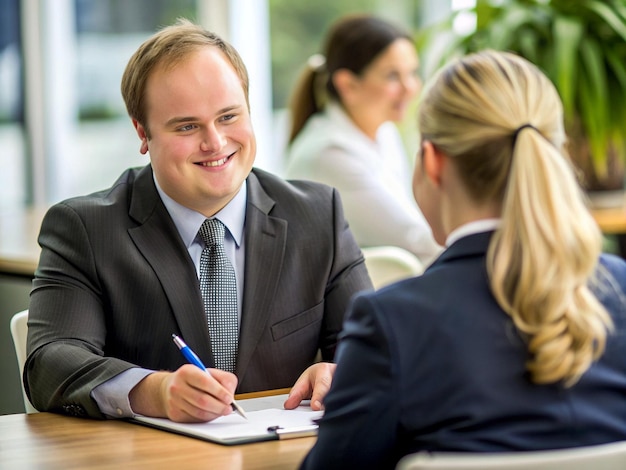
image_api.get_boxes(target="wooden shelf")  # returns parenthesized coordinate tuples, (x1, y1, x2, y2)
(0, 206, 45, 277)
(1, 205, 625, 278)
(591, 206, 626, 235)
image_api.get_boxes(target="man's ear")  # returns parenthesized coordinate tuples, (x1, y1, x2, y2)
(422, 140, 445, 188)
(132, 119, 149, 155)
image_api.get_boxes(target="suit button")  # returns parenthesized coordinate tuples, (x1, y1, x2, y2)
(63, 404, 86, 417)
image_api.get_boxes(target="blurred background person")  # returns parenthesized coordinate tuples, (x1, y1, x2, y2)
(300, 50, 626, 469)
(285, 14, 441, 266)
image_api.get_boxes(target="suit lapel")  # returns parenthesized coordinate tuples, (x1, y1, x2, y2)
(236, 171, 287, 378)
(127, 166, 210, 360)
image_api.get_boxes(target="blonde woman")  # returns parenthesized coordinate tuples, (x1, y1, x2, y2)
(285, 14, 441, 265)
(300, 50, 626, 470)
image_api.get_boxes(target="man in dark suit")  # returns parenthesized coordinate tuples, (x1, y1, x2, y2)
(25, 19, 372, 422)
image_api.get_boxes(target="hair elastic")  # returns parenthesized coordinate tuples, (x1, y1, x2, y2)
(307, 54, 326, 71)
(512, 123, 537, 145)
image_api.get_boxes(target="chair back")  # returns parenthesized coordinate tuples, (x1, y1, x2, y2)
(396, 441, 626, 470)
(362, 246, 423, 289)
(10, 309, 38, 413)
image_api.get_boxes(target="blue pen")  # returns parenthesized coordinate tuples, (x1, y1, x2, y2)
(172, 334, 248, 420)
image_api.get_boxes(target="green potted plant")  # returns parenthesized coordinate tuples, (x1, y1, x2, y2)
(417, 0, 626, 202)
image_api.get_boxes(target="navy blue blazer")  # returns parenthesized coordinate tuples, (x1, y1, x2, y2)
(301, 231, 626, 470)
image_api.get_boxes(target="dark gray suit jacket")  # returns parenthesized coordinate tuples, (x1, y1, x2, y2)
(25, 165, 372, 418)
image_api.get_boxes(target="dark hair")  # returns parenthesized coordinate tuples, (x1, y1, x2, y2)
(287, 14, 412, 144)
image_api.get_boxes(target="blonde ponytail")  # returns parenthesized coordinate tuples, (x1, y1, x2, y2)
(487, 127, 612, 385)
(418, 50, 613, 386)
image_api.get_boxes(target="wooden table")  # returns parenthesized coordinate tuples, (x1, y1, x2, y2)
(0, 390, 316, 469)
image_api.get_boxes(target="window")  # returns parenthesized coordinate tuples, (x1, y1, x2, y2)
(0, 0, 25, 208)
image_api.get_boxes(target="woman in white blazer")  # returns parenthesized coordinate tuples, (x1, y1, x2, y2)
(285, 15, 442, 266)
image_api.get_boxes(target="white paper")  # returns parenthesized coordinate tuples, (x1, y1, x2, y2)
(133, 394, 323, 443)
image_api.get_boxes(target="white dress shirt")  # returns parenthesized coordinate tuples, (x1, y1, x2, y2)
(446, 219, 501, 247)
(156, 177, 247, 322)
(286, 102, 441, 265)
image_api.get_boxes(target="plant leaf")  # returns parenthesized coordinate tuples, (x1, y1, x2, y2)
(578, 38, 609, 177)
(553, 15, 583, 117)
(605, 47, 626, 90)
(584, 0, 626, 42)
(487, 5, 540, 51)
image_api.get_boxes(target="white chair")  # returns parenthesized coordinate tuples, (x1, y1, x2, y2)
(10, 309, 38, 413)
(362, 246, 423, 289)
(396, 441, 626, 470)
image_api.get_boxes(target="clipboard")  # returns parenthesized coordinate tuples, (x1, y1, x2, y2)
(130, 394, 323, 445)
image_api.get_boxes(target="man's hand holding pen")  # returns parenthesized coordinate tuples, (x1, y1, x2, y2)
(129, 365, 239, 423)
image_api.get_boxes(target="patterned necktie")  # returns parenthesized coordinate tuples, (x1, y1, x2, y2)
(198, 218, 238, 373)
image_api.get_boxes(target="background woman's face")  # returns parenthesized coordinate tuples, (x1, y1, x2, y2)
(352, 38, 421, 123)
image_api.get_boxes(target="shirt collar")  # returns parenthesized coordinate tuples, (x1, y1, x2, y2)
(154, 174, 247, 248)
(446, 218, 501, 247)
